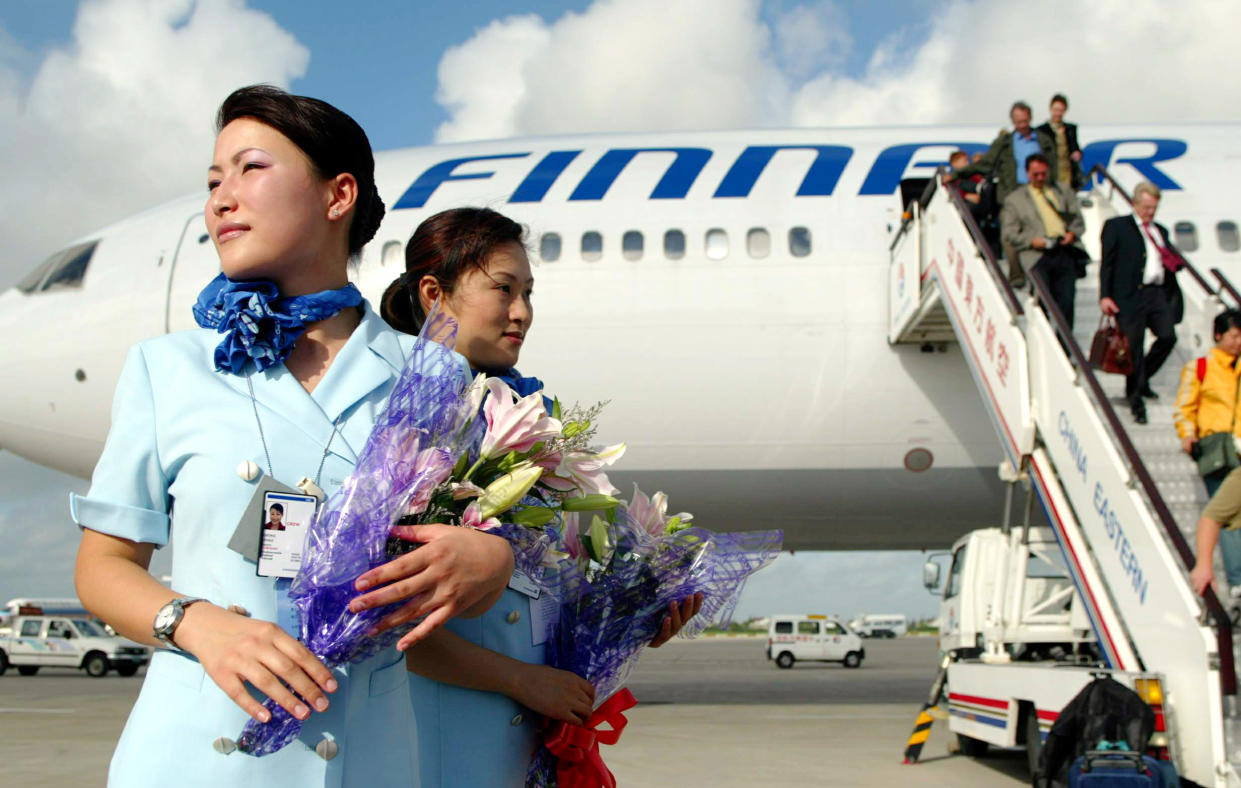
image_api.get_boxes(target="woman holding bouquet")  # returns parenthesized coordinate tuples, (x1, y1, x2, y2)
(381, 208, 701, 786)
(72, 87, 514, 787)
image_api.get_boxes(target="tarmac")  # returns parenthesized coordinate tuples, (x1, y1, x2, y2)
(0, 635, 1029, 786)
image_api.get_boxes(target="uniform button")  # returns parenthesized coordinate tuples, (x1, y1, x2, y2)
(510, 713, 523, 726)
(315, 738, 339, 761)
(506, 610, 521, 624)
(236, 460, 260, 481)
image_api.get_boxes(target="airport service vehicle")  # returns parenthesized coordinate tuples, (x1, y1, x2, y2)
(895, 165, 1241, 786)
(0, 613, 149, 677)
(852, 614, 908, 638)
(766, 614, 865, 669)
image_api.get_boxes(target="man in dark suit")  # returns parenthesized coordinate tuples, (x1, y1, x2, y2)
(1100, 182, 1184, 424)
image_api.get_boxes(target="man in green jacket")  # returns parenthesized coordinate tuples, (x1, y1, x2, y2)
(951, 101, 1059, 206)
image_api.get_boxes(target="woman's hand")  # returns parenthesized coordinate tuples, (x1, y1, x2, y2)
(349, 524, 514, 649)
(174, 603, 337, 723)
(649, 593, 704, 648)
(510, 664, 595, 725)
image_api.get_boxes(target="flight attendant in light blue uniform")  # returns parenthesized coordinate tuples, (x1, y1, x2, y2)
(71, 88, 514, 788)
(380, 208, 703, 787)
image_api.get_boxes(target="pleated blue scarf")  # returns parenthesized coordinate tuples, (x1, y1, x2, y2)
(192, 273, 363, 374)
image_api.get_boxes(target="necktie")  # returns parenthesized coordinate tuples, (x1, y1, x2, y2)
(1142, 221, 1180, 274)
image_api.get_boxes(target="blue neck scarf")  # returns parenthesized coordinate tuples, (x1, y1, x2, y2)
(192, 273, 363, 374)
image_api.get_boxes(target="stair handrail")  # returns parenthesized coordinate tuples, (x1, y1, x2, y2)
(1212, 268, 1241, 308)
(938, 167, 1025, 317)
(1089, 163, 1216, 298)
(1023, 261, 1237, 695)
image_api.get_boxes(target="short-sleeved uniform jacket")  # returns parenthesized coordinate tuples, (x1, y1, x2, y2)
(70, 302, 460, 788)
(408, 589, 544, 787)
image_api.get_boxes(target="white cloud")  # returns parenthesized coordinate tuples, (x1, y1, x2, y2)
(435, 0, 1241, 143)
(434, 0, 787, 142)
(0, 0, 308, 287)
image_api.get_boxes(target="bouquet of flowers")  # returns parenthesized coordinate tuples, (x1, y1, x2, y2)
(234, 312, 623, 755)
(528, 491, 783, 787)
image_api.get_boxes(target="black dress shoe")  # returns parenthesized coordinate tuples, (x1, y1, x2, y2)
(1132, 405, 1148, 425)
(1140, 387, 1159, 400)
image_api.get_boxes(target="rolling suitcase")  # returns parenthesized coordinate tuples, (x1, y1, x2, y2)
(1068, 750, 1164, 787)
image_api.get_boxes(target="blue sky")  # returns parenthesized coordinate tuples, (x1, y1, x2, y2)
(2, 0, 1238, 621)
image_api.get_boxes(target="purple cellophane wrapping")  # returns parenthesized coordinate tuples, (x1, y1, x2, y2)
(526, 513, 782, 786)
(237, 317, 476, 756)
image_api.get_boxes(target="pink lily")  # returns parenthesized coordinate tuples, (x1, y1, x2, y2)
(544, 443, 626, 496)
(625, 483, 693, 536)
(560, 512, 584, 560)
(462, 501, 501, 531)
(479, 378, 562, 460)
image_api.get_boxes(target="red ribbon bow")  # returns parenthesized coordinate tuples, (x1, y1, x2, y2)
(544, 688, 638, 788)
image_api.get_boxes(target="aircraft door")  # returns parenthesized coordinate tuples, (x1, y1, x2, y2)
(165, 213, 221, 333)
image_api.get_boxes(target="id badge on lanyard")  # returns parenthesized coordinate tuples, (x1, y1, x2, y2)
(256, 491, 319, 578)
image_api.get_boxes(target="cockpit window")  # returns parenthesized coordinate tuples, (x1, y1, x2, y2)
(16, 240, 99, 294)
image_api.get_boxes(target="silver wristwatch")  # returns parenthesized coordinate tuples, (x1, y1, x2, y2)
(152, 597, 205, 650)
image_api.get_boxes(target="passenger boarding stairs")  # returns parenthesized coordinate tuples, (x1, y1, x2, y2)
(889, 166, 1239, 788)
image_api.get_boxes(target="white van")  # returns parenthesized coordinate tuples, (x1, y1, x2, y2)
(852, 614, 908, 638)
(766, 614, 865, 669)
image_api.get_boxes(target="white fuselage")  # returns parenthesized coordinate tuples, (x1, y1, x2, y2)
(2, 125, 1235, 549)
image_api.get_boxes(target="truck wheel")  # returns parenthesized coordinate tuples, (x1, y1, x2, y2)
(843, 651, 862, 668)
(84, 653, 109, 677)
(116, 663, 139, 677)
(775, 651, 795, 669)
(956, 734, 989, 758)
(1023, 704, 1042, 777)
(17, 665, 39, 676)
(0, 650, 7, 676)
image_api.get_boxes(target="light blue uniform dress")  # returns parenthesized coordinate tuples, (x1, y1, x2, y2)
(70, 303, 455, 788)
(408, 590, 545, 787)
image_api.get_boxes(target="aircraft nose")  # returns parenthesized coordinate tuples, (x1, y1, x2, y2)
(0, 283, 104, 479)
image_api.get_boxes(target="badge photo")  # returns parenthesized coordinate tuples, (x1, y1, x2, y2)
(257, 491, 318, 578)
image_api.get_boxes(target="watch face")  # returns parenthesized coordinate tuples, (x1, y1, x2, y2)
(154, 604, 177, 632)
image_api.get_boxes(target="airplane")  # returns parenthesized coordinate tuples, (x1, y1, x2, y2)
(1, 125, 1232, 551)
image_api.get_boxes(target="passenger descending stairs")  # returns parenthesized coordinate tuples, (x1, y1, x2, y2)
(888, 167, 1238, 788)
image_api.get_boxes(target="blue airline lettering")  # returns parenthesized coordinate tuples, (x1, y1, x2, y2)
(390, 138, 1188, 209)
(568, 148, 712, 200)
(392, 153, 530, 210)
(713, 145, 852, 198)
(858, 142, 991, 195)
(1080, 139, 1186, 191)
(510, 150, 582, 203)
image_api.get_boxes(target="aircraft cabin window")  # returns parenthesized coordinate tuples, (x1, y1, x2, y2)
(1218, 221, 1240, 253)
(747, 228, 771, 259)
(622, 231, 643, 261)
(381, 241, 402, 268)
(540, 233, 562, 262)
(705, 228, 729, 260)
(16, 240, 100, 294)
(581, 231, 603, 262)
(797, 621, 819, 635)
(664, 229, 686, 260)
(789, 227, 812, 258)
(1174, 221, 1198, 253)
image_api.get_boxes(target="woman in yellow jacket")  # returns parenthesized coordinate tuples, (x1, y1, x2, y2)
(1177, 310, 1241, 594)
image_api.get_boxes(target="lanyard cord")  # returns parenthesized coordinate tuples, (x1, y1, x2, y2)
(246, 373, 340, 486)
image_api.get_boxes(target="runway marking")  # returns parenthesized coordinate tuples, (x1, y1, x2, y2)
(0, 708, 77, 714)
